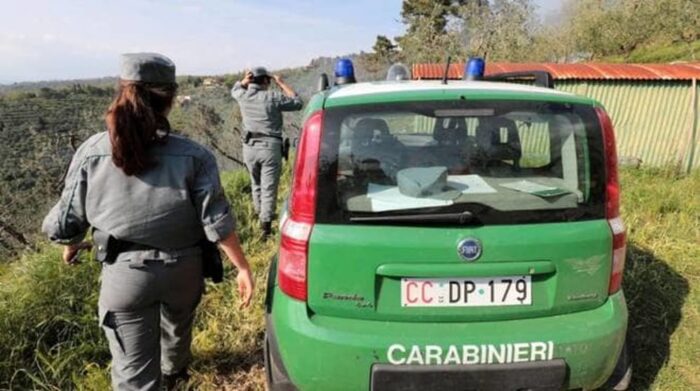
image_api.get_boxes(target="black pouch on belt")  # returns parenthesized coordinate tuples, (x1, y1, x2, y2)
(282, 137, 290, 161)
(243, 131, 252, 145)
(92, 229, 121, 264)
(200, 239, 224, 283)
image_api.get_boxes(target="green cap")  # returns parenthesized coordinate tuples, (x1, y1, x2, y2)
(120, 52, 176, 84)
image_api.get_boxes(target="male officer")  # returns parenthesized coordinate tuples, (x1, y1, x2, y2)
(231, 67, 303, 239)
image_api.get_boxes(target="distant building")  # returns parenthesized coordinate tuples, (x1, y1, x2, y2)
(203, 77, 222, 88)
(412, 62, 700, 172)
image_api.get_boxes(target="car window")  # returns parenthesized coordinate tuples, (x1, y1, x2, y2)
(316, 100, 605, 225)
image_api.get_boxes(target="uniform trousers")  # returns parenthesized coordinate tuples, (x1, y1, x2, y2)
(98, 250, 203, 391)
(243, 139, 282, 223)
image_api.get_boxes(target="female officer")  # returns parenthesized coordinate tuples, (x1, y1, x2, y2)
(42, 53, 255, 390)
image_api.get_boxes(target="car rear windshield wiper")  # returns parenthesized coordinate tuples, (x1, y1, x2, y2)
(350, 211, 478, 225)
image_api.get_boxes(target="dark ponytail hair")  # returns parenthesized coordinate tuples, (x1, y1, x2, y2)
(105, 81, 177, 176)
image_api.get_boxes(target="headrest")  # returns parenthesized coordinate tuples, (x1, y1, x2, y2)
(356, 118, 389, 134)
(434, 118, 468, 146)
(475, 117, 522, 162)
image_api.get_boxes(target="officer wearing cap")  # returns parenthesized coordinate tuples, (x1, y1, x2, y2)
(42, 52, 255, 391)
(231, 67, 303, 239)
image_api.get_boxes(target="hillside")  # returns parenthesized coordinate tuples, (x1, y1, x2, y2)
(0, 55, 385, 259)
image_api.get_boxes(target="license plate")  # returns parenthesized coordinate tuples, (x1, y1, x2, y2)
(400, 276, 532, 307)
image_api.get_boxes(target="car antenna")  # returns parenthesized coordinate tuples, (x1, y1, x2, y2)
(441, 56, 451, 85)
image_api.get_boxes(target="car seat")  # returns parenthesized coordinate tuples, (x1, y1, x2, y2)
(474, 117, 522, 174)
(433, 117, 471, 173)
(351, 118, 401, 182)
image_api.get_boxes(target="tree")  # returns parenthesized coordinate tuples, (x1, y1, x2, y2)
(401, 0, 477, 35)
(360, 35, 400, 73)
(396, 0, 540, 64)
(653, 0, 700, 59)
(373, 35, 398, 63)
(453, 0, 537, 61)
(560, 0, 699, 61)
(397, 2, 469, 63)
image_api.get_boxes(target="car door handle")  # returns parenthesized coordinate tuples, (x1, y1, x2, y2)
(376, 261, 555, 278)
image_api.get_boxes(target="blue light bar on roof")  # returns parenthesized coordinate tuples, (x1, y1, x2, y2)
(465, 57, 485, 81)
(335, 58, 356, 85)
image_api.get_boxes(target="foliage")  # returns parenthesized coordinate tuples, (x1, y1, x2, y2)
(0, 245, 107, 389)
(361, 36, 400, 73)
(456, 0, 536, 61)
(0, 52, 387, 259)
(0, 167, 698, 389)
(0, 167, 290, 390)
(395, 3, 467, 63)
(619, 167, 700, 390)
(0, 90, 113, 259)
(389, 0, 700, 64)
(602, 39, 700, 63)
(400, 0, 473, 35)
(562, 0, 700, 61)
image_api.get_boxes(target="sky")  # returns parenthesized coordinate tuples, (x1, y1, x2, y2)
(0, 0, 564, 83)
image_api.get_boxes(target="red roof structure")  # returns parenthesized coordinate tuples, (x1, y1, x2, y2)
(412, 62, 700, 81)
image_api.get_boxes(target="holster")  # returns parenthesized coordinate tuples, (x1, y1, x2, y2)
(282, 137, 290, 161)
(92, 229, 121, 264)
(243, 131, 252, 145)
(199, 239, 224, 283)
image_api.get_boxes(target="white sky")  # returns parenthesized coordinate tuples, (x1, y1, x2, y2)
(0, 0, 564, 83)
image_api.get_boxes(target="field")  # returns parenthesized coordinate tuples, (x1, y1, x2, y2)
(0, 166, 698, 390)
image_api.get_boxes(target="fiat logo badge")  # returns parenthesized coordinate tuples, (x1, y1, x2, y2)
(458, 238, 481, 262)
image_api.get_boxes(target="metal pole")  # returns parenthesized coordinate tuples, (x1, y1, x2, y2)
(686, 79, 698, 173)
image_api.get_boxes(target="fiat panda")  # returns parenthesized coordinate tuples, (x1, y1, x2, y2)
(264, 59, 630, 391)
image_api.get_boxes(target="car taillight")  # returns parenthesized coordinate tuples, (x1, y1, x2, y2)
(278, 111, 323, 301)
(597, 107, 626, 295)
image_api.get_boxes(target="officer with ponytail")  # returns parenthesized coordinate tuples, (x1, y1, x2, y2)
(42, 53, 255, 390)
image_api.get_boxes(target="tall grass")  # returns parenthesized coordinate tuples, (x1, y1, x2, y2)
(0, 166, 697, 390)
(619, 167, 699, 390)
(0, 246, 107, 390)
(0, 167, 287, 390)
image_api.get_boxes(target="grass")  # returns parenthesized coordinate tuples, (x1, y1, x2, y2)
(619, 167, 699, 390)
(602, 39, 700, 63)
(0, 166, 697, 390)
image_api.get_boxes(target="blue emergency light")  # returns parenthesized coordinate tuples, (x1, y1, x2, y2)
(464, 57, 485, 81)
(335, 58, 356, 85)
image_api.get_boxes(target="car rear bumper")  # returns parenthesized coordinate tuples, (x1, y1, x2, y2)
(371, 360, 567, 391)
(269, 287, 627, 391)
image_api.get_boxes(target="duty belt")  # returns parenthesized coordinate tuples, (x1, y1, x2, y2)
(249, 132, 282, 140)
(244, 131, 282, 145)
(93, 228, 200, 265)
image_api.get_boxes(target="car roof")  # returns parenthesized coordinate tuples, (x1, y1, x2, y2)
(321, 80, 598, 108)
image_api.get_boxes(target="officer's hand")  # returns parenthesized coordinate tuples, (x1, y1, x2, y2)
(62, 242, 92, 265)
(242, 71, 254, 87)
(237, 267, 255, 309)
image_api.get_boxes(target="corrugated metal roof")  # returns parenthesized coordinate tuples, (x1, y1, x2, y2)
(412, 62, 700, 81)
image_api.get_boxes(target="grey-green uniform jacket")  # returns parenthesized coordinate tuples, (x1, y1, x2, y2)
(231, 82, 303, 138)
(42, 132, 235, 249)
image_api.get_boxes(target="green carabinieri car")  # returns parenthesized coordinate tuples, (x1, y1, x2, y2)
(264, 60, 630, 391)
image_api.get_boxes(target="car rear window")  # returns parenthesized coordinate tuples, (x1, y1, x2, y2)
(315, 99, 605, 225)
